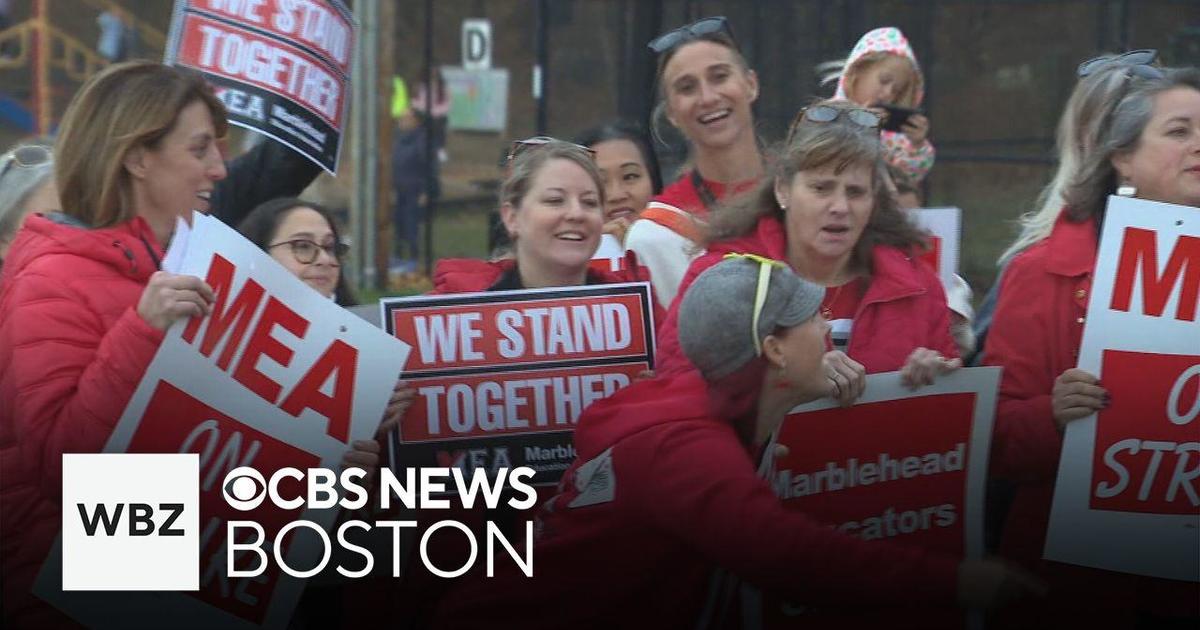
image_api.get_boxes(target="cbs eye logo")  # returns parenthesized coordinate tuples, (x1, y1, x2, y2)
(222, 467, 267, 511)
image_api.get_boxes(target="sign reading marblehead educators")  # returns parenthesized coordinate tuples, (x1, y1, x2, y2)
(34, 213, 410, 629)
(381, 284, 655, 486)
(755, 368, 999, 628)
(1045, 196, 1200, 582)
(165, 0, 355, 173)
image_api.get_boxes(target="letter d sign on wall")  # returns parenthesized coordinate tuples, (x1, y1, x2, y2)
(462, 19, 491, 70)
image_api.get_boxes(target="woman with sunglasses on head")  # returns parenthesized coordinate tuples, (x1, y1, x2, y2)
(0, 143, 56, 265)
(572, 121, 663, 256)
(435, 256, 1043, 629)
(0, 61, 226, 626)
(982, 65, 1200, 628)
(624, 16, 765, 308)
(657, 100, 960, 403)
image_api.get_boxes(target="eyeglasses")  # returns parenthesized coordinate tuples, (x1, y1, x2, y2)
(0, 145, 52, 183)
(268, 239, 349, 265)
(504, 136, 596, 169)
(647, 16, 737, 55)
(786, 105, 881, 143)
(723, 252, 787, 356)
(1077, 49, 1162, 78)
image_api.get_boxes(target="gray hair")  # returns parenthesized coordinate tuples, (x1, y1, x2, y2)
(1064, 66, 1200, 222)
(998, 63, 1139, 263)
(0, 145, 55, 250)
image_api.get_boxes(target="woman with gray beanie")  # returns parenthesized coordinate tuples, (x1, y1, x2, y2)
(437, 255, 1043, 629)
(0, 144, 56, 265)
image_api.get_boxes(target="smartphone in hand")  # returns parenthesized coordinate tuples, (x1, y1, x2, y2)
(876, 103, 922, 132)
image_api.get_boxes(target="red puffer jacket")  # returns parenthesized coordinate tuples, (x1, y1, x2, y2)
(0, 214, 165, 626)
(655, 214, 957, 376)
(435, 370, 960, 629)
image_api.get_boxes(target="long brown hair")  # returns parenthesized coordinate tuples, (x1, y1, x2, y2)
(55, 61, 227, 227)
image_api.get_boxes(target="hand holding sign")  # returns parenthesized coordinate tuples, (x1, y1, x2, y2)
(900, 347, 962, 390)
(1051, 368, 1108, 430)
(823, 350, 866, 407)
(137, 271, 215, 330)
(956, 558, 1047, 610)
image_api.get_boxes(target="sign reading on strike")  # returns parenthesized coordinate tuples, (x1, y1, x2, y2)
(757, 368, 998, 627)
(164, 0, 355, 173)
(35, 213, 409, 628)
(1046, 196, 1200, 582)
(382, 284, 655, 485)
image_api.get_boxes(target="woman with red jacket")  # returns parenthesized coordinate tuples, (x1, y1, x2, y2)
(435, 256, 1042, 629)
(0, 61, 227, 627)
(657, 99, 960, 401)
(983, 65, 1200, 628)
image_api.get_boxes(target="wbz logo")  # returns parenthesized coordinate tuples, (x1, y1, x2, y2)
(62, 454, 199, 591)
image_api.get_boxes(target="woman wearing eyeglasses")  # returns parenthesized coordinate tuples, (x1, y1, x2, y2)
(983, 65, 1200, 628)
(435, 256, 1043, 629)
(0, 144, 56, 265)
(623, 16, 765, 309)
(0, 61, 227, 625)
(238, 197, 356, 306)
(656, 100, 959, 402)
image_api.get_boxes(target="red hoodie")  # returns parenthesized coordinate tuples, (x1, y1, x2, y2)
(0, 214, 166, 627)
(434, 370, 961, 629)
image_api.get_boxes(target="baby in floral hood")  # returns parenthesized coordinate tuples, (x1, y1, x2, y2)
(824, 27, 935, 184)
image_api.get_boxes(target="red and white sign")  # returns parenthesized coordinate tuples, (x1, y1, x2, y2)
(381, 284, 655, 485)
(165, 0, 355, 173)
(757, 368, 998, 627)
(35, 213, 409, 627)
(910, 207, 961, 285)
(1045, 196, 1200, 581)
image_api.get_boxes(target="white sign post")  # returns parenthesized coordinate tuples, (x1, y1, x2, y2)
(1044, 196, 1200, 581)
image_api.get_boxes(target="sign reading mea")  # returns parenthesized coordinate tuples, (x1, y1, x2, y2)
(62, 453, 199, 591)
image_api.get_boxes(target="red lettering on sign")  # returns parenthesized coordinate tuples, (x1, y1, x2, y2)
(1110, 227, 1200, 321)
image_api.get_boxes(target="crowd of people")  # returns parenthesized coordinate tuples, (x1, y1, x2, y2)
(0, 15, 1197, 630)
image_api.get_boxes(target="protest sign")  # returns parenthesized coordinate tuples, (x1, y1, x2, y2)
(165, 0, 355, 173)
(909, 207, 961, 285)
(1045, 196, 1199, 581)
(382, 283, 655, 485)
(754, 368, 999, 628)
(35, 213, 410, 628)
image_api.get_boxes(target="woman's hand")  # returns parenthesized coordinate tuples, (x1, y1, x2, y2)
(342, 439, 382, 488)
(823, 351, 867, 407)
(378, 381, 415, 440)
(901, 113, 930, 147)
(899, 347, 961, 390)
(1051, 368, 1107, 431)
(137, 271, 214, 331)
(956, 558, 1047, 610)
(603, 216, 633, 243)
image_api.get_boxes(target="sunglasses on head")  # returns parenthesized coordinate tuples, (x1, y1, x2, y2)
(786, 105, 881, 143)
(1077, 49, 1162, 78)
(504, 136, 597, 169)
(723, 253, 788, 357)
(0, 145, 52, 182)
(647, 16, 737, 55)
